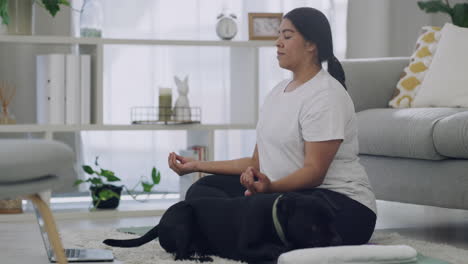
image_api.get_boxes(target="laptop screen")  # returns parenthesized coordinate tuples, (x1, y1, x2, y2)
(33, 205, 54, 259)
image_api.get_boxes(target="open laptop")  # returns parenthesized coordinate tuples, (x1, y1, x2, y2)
(34, 206, 114, 262)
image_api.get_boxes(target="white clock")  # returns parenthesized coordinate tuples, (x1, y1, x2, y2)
(216, 13, 238, 40)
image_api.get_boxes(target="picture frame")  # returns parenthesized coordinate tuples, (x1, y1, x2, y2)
(248, 13, 283, 40)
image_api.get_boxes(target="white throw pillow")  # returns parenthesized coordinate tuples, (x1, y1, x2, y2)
(388, 26, 442, 108)
(412, 23, 468, 108)
(277, 245, 418, 264)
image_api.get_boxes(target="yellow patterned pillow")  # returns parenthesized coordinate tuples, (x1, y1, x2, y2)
(388, 26, 441, 108)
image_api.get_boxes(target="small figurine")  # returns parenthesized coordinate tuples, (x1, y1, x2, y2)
(173, 76, 191, 122)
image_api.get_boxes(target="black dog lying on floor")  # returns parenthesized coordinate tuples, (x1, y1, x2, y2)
(103, 192, 342, 263)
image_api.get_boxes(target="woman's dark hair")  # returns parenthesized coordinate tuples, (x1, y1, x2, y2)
(284, 7, 346, 90)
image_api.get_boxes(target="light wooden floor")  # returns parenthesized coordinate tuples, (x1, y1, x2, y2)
(1, 200, 468, 264)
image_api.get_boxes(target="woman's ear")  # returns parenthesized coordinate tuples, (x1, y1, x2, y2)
(304, 41, 319, 65)
(305, 41, 317, 53)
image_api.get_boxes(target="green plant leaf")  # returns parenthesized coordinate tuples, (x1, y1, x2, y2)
(91, 192, 99, 201)
(58, 0, 71, 6)
(98, 189, 120, 201)
(89, 178, 103, 185)
(41, 0, 70, 17)
(73, 179, 85, 186)
(0, 0, 70, 25)
(106, 175, 121, 182)
(0, 0, 9, 25)
(82, 165, 95, 175)
(100, 169, 121, 182)
(417, 0, 453, 15)
(100, 169, 114, 177)
(142, 182, 154, 193)
(152, 167, 161, 184)
(452, 3, 468, 27)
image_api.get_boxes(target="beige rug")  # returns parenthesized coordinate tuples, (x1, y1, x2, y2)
(60, 228, 467, 264)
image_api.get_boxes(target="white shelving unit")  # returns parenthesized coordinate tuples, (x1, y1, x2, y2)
(0, 123, 256, 133)
(0, 35, 275, 46)
(0, 35, 275, 159)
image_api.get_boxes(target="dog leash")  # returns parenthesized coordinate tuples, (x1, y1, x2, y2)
(272, 194, 290, 247)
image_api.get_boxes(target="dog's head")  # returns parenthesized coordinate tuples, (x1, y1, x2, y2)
(276, 192, 342, 249)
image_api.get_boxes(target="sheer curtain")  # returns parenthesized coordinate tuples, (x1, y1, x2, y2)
(80, 0, 348, 193)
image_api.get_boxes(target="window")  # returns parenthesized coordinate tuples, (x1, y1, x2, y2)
(77, 0, 348, 193)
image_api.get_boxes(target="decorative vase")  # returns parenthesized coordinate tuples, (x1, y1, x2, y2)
(0, 81, 16, 124)
(7, 0, 34, 35)
(173, 76, 191, 122)
(0, 198, 22, 214)
(158, 87, 172, 123)
(0, 105, 16, 124)
(80, 0, 103, 37)
(90, 184, 122, 209)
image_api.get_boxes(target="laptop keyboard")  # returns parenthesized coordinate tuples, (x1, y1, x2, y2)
(65, 249, 81, 258)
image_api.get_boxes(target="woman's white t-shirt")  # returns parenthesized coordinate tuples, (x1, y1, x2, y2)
(256, 69, 377, 214)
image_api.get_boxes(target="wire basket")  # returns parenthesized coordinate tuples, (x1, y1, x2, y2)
(131, 106, 201, 125)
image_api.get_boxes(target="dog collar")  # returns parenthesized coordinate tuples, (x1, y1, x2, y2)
(273, 194, 289, 247)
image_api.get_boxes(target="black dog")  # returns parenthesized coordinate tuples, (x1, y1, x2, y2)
(103, 192, 342, 263)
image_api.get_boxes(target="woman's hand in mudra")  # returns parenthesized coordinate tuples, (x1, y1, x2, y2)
(168, 152, 198, 176)
(240, 167, 272, 196)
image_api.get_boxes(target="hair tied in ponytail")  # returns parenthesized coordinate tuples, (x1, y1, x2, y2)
(327, 55, 347, 90)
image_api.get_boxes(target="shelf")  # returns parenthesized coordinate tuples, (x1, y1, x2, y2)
(0, 35, 99, 45)
(0, 35, 276, 47)
(0, 194, 179, 223)
(101, 38, 276, 47)
(0, 124, 256, 133)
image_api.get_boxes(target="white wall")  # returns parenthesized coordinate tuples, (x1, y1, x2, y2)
(346, 0, 452, 58)
(346, 0, 391, 58)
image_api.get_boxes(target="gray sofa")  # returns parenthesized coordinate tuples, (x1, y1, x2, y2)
(342, 57, 468, 210)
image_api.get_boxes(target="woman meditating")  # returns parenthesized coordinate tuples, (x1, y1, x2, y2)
(168, 7, 376, 246)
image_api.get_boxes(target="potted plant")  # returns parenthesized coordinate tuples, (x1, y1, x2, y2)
(417, 0, 468, 27)
(74, 156, 161, 210)
(0, 0, 70, 35)
(0, 0, 70, 25)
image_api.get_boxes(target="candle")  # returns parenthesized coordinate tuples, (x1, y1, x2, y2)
(159, 87, 172, 122)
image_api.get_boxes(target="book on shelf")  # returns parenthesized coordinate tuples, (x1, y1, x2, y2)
(36, 54, 91, 125)
(80, 55, 91, 124)
(65, 54, 80, 124)
(36, 54, 66, 124)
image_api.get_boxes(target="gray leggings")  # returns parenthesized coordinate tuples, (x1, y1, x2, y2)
(186, 174, 377, 246)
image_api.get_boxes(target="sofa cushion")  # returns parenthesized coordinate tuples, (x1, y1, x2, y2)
(433, 111, 468, 158)
(388, 26, 441, 108)
(357, 108, 466, 160)
(413, 23, 468, 108)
